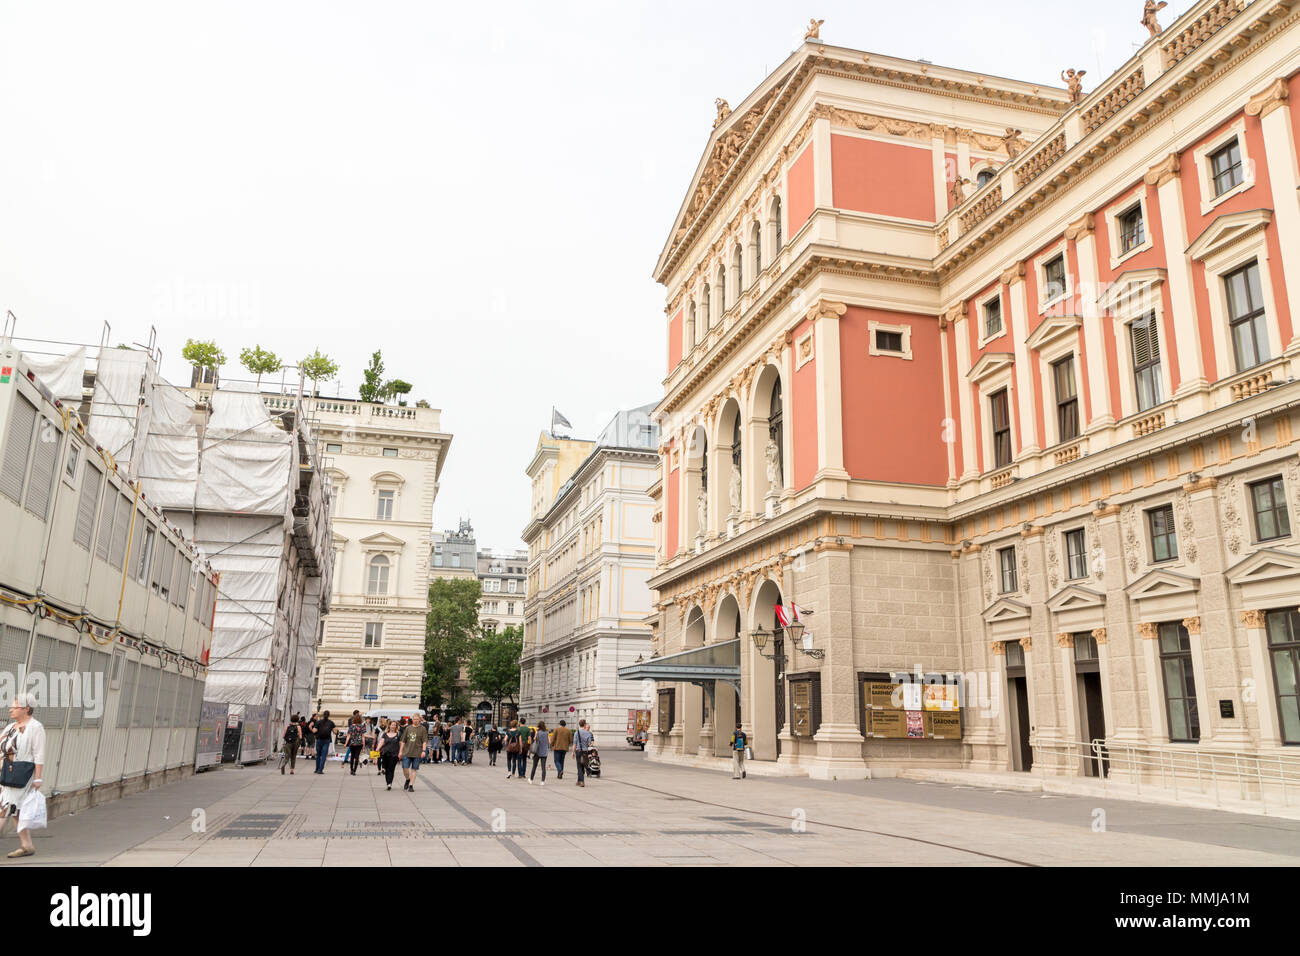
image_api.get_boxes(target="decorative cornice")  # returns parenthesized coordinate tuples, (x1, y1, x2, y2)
(1245, 77, 1289, 118)
(1143, 152, 1181, 189)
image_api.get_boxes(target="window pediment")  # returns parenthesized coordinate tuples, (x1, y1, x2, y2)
(370, 470, 406, 487)
(1099, 268, 1166, 316)
(1124, 568, 1201, 602)
(1224, 546, 1300, 586)
(982, 597, 1031, 624)
(1186, 207, 1272, 264)
(359, 531, 406, 552)
(1025, 315, 1082, 352)
(967, 351, 1015, 384)
(1045, 584, 1106, 613)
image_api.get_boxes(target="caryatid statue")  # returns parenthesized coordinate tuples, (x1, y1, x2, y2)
(764, 438, 781, 492)
(728, 464, 742, 514)
(804, 18, 824, 40)
(1140, 0, 1168, 37)
(1061, 68, 1086, 105)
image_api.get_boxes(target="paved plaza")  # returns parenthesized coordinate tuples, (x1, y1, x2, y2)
(7, 748, 1300, 866)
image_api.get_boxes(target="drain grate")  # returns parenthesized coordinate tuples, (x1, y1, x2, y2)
(214, 813, 288, 839)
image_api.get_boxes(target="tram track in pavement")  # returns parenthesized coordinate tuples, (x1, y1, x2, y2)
(602, 776, 1040, 866)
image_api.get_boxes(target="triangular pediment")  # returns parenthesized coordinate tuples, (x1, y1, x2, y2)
(1046, 584, 1106, 613)
(1225, 547, 1300, 586)
(1125, 568, 1201, 602)
(1099, 268, 1166, 313)
(982, 597, 1031, 624)
(331, 532, 349, 546)
(1026, 315, 1082, 351)
(967, 351, 1015, 383)
(359, 531, 406, 548)
(1187, 208, 1272, 262)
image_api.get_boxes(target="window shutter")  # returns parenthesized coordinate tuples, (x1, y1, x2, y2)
(23, 416, 59, 519)
(1, 394, 37, 503)
(109, 495, 132, 569)
(74, 463, 103, 549)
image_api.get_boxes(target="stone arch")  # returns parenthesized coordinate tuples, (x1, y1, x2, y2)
(684, 423, 709, 542)
(713, 396, 744, 529)
(747, 362, 786, 511)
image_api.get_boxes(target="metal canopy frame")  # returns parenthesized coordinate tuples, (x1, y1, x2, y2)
(617, 638, 742, 695)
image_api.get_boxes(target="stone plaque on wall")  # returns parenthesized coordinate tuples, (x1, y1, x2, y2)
(791, 681, 812, 737)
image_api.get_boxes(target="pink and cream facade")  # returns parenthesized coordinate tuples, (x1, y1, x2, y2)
(643, 0, 1300, 782)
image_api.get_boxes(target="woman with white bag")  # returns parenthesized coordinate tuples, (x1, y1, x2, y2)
(0, 694, 45, 858)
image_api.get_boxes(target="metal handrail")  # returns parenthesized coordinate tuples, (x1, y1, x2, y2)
(1035, 738, 1300, 810)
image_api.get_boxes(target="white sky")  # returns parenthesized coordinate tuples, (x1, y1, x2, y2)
(0, 0, 1185, 551)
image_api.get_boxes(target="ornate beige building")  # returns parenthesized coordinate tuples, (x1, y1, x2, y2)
(313, 399, 450, 716)
(624, 1, 1300, 795)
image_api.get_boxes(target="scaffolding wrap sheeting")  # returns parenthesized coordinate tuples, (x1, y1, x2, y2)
(24, 347, 86, 401)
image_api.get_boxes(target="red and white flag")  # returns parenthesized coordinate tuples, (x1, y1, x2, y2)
(774, 603, 812, 626)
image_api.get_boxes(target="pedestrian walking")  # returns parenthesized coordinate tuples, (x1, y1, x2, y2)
(375, 718, 389, 775)
(345, 716, 366, 775)
(399, 715, 428, 792)
(378, 722, 402, 790)
(281, 715, 300, 774)
(0, 695, 46, 858)
(310, 712, 335, 774)
(429, 720, 443, 765)
(302, 714, 316, 759)
(527, 720, 550, 786)
(362, 719, 377, 766)
(573, 719, 594, 788)
(729, 723, 747, 779)
(486, 725, 502, 766)
(551, 720, 572, 779)
(449, 718, 466, 765)
(504, 720, 522, 779)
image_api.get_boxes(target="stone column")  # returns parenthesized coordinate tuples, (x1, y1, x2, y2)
(1144, 154, 1209, 410)
(811, 300, 850, 494)
(1241, 609, 1280, 747)
(959, 542, 1000, 769)
(1021, 528, 1059, 760)
(1138, 621, 1168, 744)
(1066, 214, 1114, 430)
(951, 302, 978, 482)
(1246, 79, 1300, 352)
(1096, 504, 1142, 743)
(1003, 262, 1040, 456)
(1056, 632, 1082, 775)
(807, 543, 867, 779)
(930, 128, 949, 218)
(713, 681, 737, 757)
(1093, 627, 1116, 745)
(940, 313, 958, 486)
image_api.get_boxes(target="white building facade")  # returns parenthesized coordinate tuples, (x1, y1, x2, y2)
(314, 400, 450, 716)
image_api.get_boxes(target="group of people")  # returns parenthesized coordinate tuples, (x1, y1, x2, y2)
(278, 711, 600, 792)
(500, 718, 595, 788)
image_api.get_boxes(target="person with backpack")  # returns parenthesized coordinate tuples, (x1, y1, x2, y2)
(486, 725, 503, 767)
(527, 720, 551, 786)
(573, 719, 594, 788)
(301, 714, 316, 760)
(504, 719, 523, 779)
(344, 716, 366, 775)
(281, 715, 301, 774)
(378, 721, 402, 790)
(310, 711, 335, 774)
(729, 723, 748, 779)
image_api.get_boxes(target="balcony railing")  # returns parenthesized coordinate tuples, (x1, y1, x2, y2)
(1131, 409, 1167, 438)
(1161, 0, 1246, 66)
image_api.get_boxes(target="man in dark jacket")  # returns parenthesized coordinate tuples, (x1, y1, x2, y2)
(311, 712, 335, 774)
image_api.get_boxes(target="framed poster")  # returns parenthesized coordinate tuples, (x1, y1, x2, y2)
(924, 684, 959, 711)
(905, 711, 924, 737)
(925, 711, 963, 739)
(791, 681, 812, 737)
(868, 682, 899, 710)
(867, 709, 907, 738)
(900, 683, 923, 712)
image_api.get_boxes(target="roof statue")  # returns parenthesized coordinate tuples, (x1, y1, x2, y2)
(949, 175, 970, 206)
(1061, 68, 1086, 105)
(804, 18, 824, 40)
(1141, 0, 1168, 37)
(1002, 127, 1024, 159)
(713, 98, 731, 129)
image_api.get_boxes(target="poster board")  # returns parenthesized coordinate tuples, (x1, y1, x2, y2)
(864, 677, 963, 740)
(239, 704, 270, 764)
(791, 682, 812, 737)
(195, 701, 228, 769)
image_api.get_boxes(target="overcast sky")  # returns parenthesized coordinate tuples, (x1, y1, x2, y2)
(0, 0, 1184, 551)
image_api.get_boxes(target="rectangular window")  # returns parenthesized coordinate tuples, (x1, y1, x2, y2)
(1043, 255, 1067, 301)
(325, 443, 342, 453)
(875, 329, 903, 353)
(998, 546, 1017, 593)
(136, 524, 156, 585)
(983, 297, 1003, 339)
(64, 442, 81, 482)
(1209, 138, 1243, 196)
(508, 579, 517, 593)
(1130, 313, 1163, 412)
(1053, 355, 1079, 443)
(1250, 476, 1290, 541)
(1158, 622, 1200, 743)
(990, 389, 1012, 468)
(360, 669, 379, 699)
(1266, 608, 1300, 745)
(1147, 504, 1179, 562)
(1225, 262, 1269, 372)
(376, 489, 394, 520)
(1064, 528, 1087, 580)
(1118, 204, 1145, 254)
(364, 622, 383, 648)
(382, 447, 398, 458)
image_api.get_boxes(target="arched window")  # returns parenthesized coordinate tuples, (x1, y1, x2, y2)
(732, 244, 743, 299)
(976, 167, 997, 188)
(768, 379, 784, 486)
(731, 414, 742, 469)
(716, 264, 727, 315)
(701, 284, 711, 333)
(367, 554, 390, 595)
(770, 196, 783, 254)
(687, 301, 696, 349)
(750, 221, 762, 278)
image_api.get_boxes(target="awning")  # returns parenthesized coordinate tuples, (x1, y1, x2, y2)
(618, 638, 741, 690)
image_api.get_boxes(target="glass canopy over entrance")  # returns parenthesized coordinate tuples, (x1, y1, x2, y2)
(617, 638, 741, 691)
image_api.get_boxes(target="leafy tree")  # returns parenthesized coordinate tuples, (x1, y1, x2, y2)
(239, 344, 282, 388)
(181, 339, 225, 374)
(299, 348, 339, 397)
(445, 694, 474, 719)
(415, 399, 430, 409)
(359, 350, 385, 403)
(468, 625, 522, 726)
(386, 379, 413, 405)
(422, 577, 481, 709)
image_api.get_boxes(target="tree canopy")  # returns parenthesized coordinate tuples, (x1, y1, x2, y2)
(359, 350, 385, 403)
(467, 625, 522, 717)
(181, 339, 225, 370)
(422, 576, 482, 709)
(239, 344, 282, 387)
(299, 349, 338, 395)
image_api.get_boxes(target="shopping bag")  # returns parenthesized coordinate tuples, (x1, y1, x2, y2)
(369, 750, 381, 761)
(744, 747, 753, 760)
(18, 789, 46, 831)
